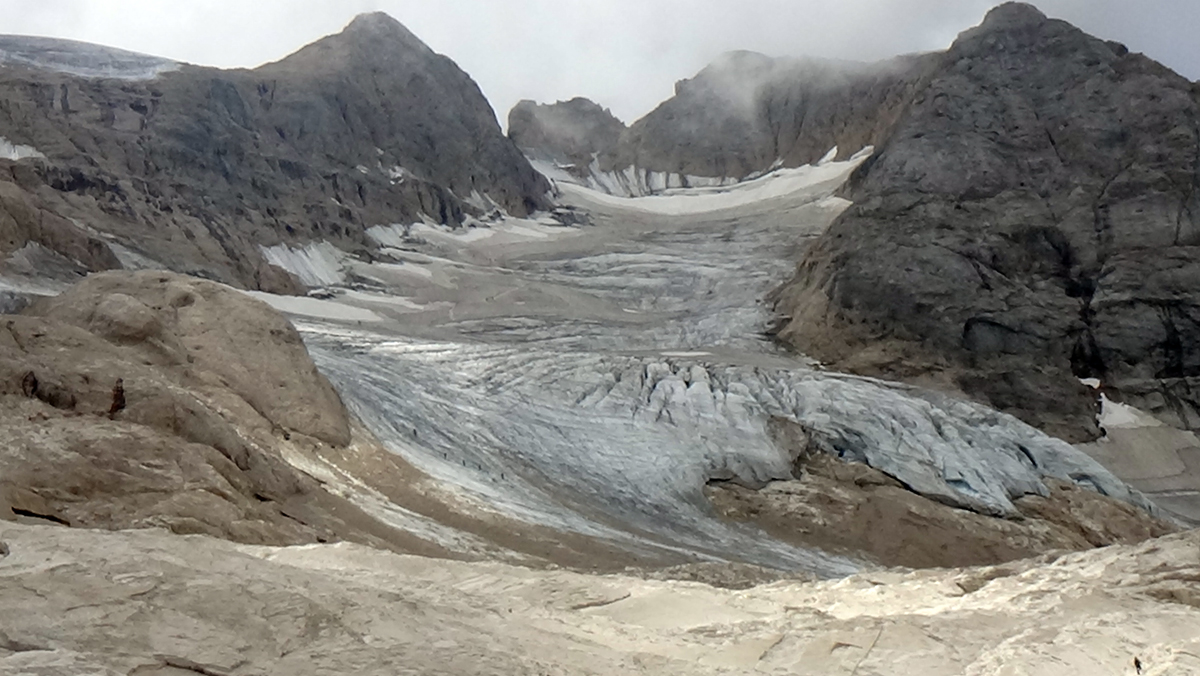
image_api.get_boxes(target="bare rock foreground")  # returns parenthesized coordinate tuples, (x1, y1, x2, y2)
(0, 523, 1197, 675)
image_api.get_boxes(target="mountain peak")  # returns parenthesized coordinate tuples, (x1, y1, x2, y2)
(263, 11, 431, 72)
(344, 12, 406, 35)
(334, 12, 428, 53)
(977, 2, 1049, 31)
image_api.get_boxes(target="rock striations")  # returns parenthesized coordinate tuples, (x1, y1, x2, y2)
(1, 522, 1198, 675)
(0, 13, 550, 293)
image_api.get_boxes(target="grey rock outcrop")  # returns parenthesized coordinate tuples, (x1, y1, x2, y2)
(0, 13, 550, 292)
(508, 97, 626, 175)
(773, 3, 1200, 441)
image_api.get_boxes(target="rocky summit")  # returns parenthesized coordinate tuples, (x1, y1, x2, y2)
(0, 13, 549, 293)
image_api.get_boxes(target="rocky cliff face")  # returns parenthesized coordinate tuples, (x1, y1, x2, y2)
(773, 3, 1200, 441)
(0, 13, 550, 292)
(511, 3, 1200, 441)
(610, 50, 936, 179)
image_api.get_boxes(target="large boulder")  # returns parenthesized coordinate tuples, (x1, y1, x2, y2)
(0, 271, 373, 545)
(26, 270, 351, 445)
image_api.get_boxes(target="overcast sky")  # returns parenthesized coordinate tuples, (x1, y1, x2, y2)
(2, 1, 1197, 125)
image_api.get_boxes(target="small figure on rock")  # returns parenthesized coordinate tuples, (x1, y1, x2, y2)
(108, 378, 126, 419)
(20, 371, 38, 398)
(1134, 657, 1144, 674)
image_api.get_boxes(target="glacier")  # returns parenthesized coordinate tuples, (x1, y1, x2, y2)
(253, 151, 1157, 573)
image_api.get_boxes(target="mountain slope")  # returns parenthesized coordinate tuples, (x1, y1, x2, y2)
(0, 13, 550, 292)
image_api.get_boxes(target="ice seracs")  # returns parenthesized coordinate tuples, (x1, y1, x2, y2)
(559, 148, 873, 216)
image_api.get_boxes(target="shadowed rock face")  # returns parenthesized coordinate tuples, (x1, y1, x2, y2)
(0, 12, 550, 292)
(773, 2, 1200, 441)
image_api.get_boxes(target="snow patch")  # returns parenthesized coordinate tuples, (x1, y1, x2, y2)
(408, 216, 572, 246)
(366, 223, 420, 249)
(107, 242, 163, 271)
(369, 259, 435, 280)
(463, 190, 500, 213)
(339, 289, 429, 312)
(244, 291, 383, 323)
(260, 242, 347, 287)
(0, 137, 45, 161)
(384, 166, 410, 182)
(1099, 394, 1163, 431)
